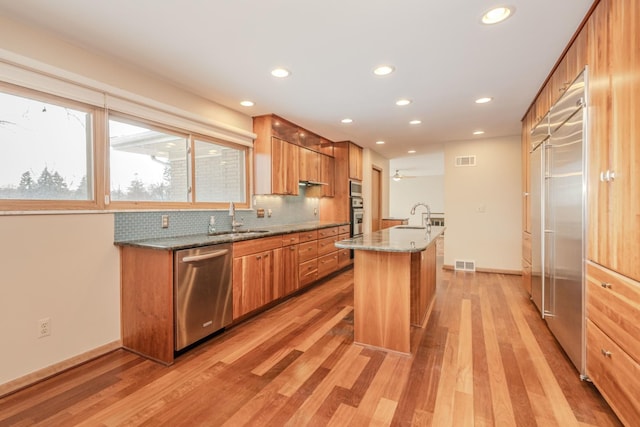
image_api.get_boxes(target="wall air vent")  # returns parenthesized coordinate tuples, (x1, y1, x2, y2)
(455, 155, 477, 167)
(454, 260, 476, 272)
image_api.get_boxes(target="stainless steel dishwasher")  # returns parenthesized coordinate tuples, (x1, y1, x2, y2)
(174, 243, 232, 350)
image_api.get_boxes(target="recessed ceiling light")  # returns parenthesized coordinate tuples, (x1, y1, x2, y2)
(409, 120, 422, 125)
(475, 97, 493, 104)
(481, 6, 514, 25)
(376, 140, 385, 145)
(271, 67, 290, 78)
(240, 100, 254, 107)
(408, 150, 416, 154)
(473, 130, 485, 135)
(396, 99, 412, 106)
(373, 65, 395, 76)
(341, 118, 353, 124)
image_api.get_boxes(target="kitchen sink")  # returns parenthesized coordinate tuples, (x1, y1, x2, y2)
(395, 226, 427, 230)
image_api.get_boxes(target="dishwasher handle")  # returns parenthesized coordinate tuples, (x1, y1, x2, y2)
(181, 249, 229, 263)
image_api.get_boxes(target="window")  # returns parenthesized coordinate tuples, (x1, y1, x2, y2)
(0, 79, 250, 210)
(194, 138, 246, 203)
(109, 116, 189, 203)
(0, 86, 94, 202)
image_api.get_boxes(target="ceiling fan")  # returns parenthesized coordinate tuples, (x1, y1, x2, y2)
(391, 169, 418, 181)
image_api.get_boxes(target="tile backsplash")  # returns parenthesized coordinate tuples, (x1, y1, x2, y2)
(114, 188, 321, 241)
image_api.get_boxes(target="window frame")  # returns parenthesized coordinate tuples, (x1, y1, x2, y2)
(0, 82, 252, 212)
(0, 81, 105, 211)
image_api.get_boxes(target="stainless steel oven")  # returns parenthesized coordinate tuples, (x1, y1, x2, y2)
(350, 196, 364, 237)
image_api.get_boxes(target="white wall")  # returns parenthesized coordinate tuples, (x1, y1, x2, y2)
(444, 135, 522, 272)
(0, 16, 254, 388)
(0, 214, 120, 385)
(389, 175, 445, 226)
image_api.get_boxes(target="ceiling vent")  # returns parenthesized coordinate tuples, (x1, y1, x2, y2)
(455, 155, 477, 167)
(454, 260, 476, 272)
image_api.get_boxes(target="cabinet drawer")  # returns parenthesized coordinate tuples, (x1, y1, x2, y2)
(338, 249, 351, 268)
(233, 235, 283, 258)
(338, 224, 350, 235)
(586, 262, 640, 363)
(318, 252, 338, 278)
(318, 236, 338, 256)
(338, 233, 350, 242)
(522, 231, 531, 264)
(282, 233, 299, 246)
(317, 226, 338, 239)
(298, 230, 318, 243)
(586, 320, 640, 426)
(299, 259, 318, 287)
(298, 240, 318, 262)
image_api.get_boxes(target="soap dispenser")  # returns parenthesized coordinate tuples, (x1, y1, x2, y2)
(208, 215, 216, 235)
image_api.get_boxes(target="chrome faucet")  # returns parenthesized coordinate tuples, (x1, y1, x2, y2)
(229, 202, 243, 232)
(410, 202, 432, 233)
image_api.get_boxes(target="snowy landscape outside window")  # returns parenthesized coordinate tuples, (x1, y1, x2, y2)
(0, 89, 93, 201)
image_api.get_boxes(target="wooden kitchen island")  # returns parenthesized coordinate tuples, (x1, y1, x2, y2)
(336, 226, 444, 354)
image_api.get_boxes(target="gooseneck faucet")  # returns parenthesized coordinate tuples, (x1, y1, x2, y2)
(229, 202, 243, 232)
(410, 202, 432, 233)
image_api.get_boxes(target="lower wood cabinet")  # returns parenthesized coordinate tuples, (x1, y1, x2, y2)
(232, 235, 282, 318)
(586, 261, 640, 425)
(233, 226, 349, 317)
(586, 320, 640, 426)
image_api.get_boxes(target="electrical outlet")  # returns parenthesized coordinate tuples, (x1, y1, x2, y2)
(267, 209, 272, 218)
(161, 215, 169, 228)
(38, 317, 51, 338)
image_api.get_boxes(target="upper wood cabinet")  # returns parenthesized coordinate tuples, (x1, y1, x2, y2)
(587, 0, 640, 282)
(299, 147, 320, 182)
(319, 141, 350, 222)
(348, 142, 363, 181)
(550, 26, 588, 107)
(253, 136, 299, 195)
(320, 154, 335, 197)
(253, 114, 337, 196)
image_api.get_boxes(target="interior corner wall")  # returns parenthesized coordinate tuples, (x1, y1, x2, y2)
(444, 135, 522, 271)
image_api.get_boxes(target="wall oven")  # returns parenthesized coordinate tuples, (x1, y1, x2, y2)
(350, 196, 364, 237)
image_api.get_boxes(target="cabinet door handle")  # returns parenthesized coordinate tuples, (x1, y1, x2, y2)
(600, 170, 616, 182)
(256, 255, 262, 260)
(601, 349, 612, 358)
(290, 247, 296, 251)
(600, 282, 612, 289)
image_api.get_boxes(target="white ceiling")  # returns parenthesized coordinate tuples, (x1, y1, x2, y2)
(0, 0, 593, 159)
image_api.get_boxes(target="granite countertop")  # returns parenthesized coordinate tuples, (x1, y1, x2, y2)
(115, 221, 349, 250)
(335, 225, 445, 253)
(382, 217, 409, 221)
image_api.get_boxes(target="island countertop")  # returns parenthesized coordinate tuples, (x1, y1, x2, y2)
(335, 225, 445, 253)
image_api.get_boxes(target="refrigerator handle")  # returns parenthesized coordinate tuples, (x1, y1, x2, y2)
(543, 229, 555, 318)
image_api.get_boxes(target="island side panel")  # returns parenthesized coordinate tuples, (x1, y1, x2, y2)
(121, 246, 174, 365)
(411, 243, 437, 326)
(354, 250, 411, 353)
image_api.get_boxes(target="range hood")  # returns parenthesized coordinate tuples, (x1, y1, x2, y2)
(298, 180, 327, 186)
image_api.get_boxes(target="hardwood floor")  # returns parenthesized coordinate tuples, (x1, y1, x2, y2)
(0, 268, 621, 426)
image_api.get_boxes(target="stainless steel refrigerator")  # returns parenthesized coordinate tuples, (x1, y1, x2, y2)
(529, 71, 586, 377)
